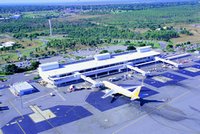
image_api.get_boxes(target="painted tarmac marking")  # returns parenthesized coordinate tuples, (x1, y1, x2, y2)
(30, 105, 61, 134)
(16, 121, 26, 134)
(0, 129, 3, 134)
(10, 121, 16, 125)
(29, 105, 56, 123)
(9, 101, 24, 118)
(149, 113, 198, 133)
(52, 88, 66, 101)
(112, 90, 191, 134)
(23, 91, 56, 104)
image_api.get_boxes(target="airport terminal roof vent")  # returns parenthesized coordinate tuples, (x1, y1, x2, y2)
(39, 62, 59, 71)
(94, 53, 111, 61)
(136, 46, 152, 53)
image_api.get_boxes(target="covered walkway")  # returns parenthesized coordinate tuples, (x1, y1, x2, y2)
(126, 65, 150, 76)
(155, 57, 181, 68)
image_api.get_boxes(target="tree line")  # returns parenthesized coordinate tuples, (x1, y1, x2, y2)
(1, 61, 40, 75)
(0, 1, 197, 13)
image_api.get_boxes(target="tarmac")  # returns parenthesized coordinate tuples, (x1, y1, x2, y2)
(1, 54, 200, 134)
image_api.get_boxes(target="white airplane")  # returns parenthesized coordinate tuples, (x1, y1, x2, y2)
(101, 81, 144, 100)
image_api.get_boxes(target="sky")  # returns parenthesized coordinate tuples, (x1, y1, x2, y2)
(0, 0, 95, 4)
(0, 0, 195, 4)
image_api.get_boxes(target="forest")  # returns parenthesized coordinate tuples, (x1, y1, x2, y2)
(0, 1, 200, 64)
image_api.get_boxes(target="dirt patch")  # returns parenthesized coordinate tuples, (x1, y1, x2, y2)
(172, 24, 200, 44)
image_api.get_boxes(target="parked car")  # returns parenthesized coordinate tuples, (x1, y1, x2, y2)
(108, 77, 121, 82)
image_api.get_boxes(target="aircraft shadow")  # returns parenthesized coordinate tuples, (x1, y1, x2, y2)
(110, 94, 122, 103)
(135, 98, 164, 106)
(110, 94, 164, 106)
(189, 106, 200, 114)
(117, 84, 140, 87)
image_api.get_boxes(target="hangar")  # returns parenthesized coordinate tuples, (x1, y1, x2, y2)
(9, 82, 35, 96)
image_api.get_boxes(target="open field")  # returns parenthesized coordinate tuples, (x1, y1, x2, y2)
(91, 4, 200, 29)
(63, 14, 104, 22)
(0, 36, 44, 64)
(22, 10, 60, 18)
(1, 3, 200, 65)
(172, 24, 200, 44)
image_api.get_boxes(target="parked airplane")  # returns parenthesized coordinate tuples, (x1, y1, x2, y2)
(74, 72, 144, 100)
(101, 81, 144, 100)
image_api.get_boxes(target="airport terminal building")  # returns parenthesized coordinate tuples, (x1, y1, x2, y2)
(38, 46, 160, 86)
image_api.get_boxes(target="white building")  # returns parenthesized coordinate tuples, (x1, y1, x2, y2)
(11, 14, 21, 19)
(38, 46, 160, 86)
(10, 82, 35, 96)
(0, 41, 15, 49)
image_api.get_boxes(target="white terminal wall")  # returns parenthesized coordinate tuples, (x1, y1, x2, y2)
(136, 46, 151, 53)
(39, 62, 59, 71)
(38, 46, 160, 85)
(94, 53, 111, 61)
(43, 51, 159, 77)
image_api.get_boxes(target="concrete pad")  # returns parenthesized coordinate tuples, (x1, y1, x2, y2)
(1, 105, 92, 134)
(86, 87, 158, 112)
(29, 105, 56, 123)
(184, 67, 200, 73)
(46, 84, 56, 88)
(152, 76, 172, 83)
(176, 65, 200, 77)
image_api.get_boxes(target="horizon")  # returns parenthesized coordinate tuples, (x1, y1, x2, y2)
(0, 0, 196, 5)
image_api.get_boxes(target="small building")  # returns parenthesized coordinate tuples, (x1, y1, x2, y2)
(0, 18, 5, 20)
(94, 53, 111, 61)
(38, 62, 59, 72)
(0, 41, 15, 49)
(10, 14, 21, 19)
(136, 46, 152, 53)
(10, 82, 35, 96)
(194, 51, 200, 54)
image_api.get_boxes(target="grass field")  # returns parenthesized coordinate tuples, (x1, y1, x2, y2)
(0, 36, 44, 64)
(22, 10, 60, 18)
(89, 4, 200, 45)
(91, 4, 200, 28)
(172, 24, 200, 44)
(65, 14, 105, 22)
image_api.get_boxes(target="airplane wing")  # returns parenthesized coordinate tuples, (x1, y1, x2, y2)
(101, 89, 117, 99)
(125, 86, 140, 90)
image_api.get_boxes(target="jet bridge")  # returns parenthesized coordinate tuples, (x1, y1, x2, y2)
(80, 75, 98, 86)
(74, 72, 103, 88)
(74, 72, 138, 97)
(126, 65, 150, 77)
(155, 57, 181, 68)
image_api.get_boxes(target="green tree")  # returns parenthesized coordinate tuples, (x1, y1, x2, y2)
(3, 64, 19, 74)
(29, 61, 40, 70)
(114, 49, 124, 53)
(127, 45, 136, 51)
(99, 50, 109, 54)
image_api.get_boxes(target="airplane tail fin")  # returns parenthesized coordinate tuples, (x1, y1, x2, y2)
(130, 86, 142, 100)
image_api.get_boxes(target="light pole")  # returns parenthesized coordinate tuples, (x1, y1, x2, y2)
(19, 94, 23, 109)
